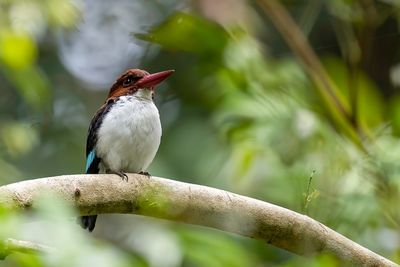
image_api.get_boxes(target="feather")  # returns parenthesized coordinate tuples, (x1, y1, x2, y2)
(85, 149, 96, 172)
(80, 98, 116, 232)
(84, 98, 115, 174)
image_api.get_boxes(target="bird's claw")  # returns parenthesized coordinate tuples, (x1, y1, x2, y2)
(107, 170, 128, 181)
(119, 172, 129, 181)
(139, 171, 151, 178)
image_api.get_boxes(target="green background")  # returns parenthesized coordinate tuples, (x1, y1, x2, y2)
(0, 0, 399, 266)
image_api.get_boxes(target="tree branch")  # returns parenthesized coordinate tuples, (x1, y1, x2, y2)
(0, 174, 397, 266)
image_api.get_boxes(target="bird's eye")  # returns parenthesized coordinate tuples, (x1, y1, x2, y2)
(123, 76, 135, 87)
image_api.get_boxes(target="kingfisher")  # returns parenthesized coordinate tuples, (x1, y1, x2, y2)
(81, 68, 174, 232)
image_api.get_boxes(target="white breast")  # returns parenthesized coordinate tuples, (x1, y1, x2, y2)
(96, 94, 161, 173)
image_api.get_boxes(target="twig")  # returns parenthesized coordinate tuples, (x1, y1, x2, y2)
(302, 170, 318, 214)
(0, 174, 397, 266)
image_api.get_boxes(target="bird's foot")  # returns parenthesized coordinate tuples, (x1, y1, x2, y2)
(107, 170, 128, 181)
(139, 171, 151, 178)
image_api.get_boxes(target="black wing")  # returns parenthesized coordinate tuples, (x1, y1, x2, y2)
(81, 99, 115, 232)
(85, 99, 115, 174)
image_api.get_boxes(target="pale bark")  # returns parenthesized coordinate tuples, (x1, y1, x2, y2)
(0, 174, 397, 266)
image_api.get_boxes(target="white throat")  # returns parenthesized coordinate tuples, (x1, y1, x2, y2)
(134, 88, 154, 100)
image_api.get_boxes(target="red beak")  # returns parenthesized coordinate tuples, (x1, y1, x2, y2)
(135, 70, 174, 89)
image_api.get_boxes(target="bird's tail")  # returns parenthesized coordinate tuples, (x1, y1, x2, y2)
(80, 215, 97, 232)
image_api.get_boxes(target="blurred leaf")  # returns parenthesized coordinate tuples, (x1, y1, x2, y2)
(19, 194, 132, 267)
(7, 253, 45, 267)
(323, 56, 385, 129)
(2, 66, 51, 110)
(282, 253, 340, 267)
(178, 228, 257, 267)
(0, 121, 39, 157)
(136, 12, 229, 56)
(0, 159, 22, 182)
(357, 80, 385, 130)
(389, 95, 400, 136)
(0, 30, 37, 69)
(0, 205, 20, 240)
(46, 0, 81, 28)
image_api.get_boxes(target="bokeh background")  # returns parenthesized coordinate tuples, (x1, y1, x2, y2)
(1, 0, 400, 266)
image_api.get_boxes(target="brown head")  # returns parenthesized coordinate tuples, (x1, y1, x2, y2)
(108, 69, 174, 99)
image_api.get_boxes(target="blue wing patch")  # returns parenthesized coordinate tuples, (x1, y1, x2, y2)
(85, 149, 96, 172)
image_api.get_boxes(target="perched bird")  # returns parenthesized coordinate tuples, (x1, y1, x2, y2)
(81, 68, 174, 232)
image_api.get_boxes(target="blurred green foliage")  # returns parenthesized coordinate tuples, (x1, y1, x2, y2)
(0, 0, 400, 266)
